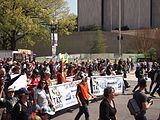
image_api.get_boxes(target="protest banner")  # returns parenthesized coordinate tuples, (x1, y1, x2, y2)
(9, 74, 28, 90)
(91, 75, 123, 95)
(49, 75, 123, 112)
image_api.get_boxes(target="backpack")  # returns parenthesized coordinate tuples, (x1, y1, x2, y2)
(127, 98, 141, 116)
(135, 69, 139, 78)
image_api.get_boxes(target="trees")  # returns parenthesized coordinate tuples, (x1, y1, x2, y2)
(91, 29, 107, 53)
(0, 0, 77, 50)
(134, 29, 153, 55)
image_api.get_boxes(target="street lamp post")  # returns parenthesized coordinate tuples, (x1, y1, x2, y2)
(50, 20, 58, 57)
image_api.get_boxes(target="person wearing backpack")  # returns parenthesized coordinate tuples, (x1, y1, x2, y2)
(133, 79, 153, 120)
(132, 63, 149, 94)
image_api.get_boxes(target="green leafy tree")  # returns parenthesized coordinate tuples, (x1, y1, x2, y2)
(146, 48, 157, 60)
(0, 0, 77, 50)
(91, 29, 107, 53)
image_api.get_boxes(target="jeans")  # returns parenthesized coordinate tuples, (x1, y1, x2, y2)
(75, 103, 89, 120)
(134, 114, 147, 120)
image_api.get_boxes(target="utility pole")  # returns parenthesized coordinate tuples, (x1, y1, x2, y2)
(110, 0, 112, 31)
(118, 0, 122, 58)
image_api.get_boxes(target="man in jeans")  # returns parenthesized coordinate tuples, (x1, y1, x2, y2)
(74, 73, 96, 120)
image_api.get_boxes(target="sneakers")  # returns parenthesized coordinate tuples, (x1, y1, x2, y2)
(150, 94, 156, 97)
(145, 91, 150, 94)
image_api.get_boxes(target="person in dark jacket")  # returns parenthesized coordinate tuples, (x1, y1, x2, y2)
(0, 87, 18, 120)
(132, 63, 149, 94)
(150, 65, 160, 97)
(133, 79, 153, 120)
(12, 88, 33, 120)
(99, 86, 117, 120)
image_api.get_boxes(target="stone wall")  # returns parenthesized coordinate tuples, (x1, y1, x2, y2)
(17, 31, 159, 57)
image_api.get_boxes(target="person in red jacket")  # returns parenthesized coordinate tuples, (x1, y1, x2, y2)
(74, 73, 96, 120)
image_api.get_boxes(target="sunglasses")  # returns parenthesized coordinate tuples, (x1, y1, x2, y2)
(41, 82, 46, 84)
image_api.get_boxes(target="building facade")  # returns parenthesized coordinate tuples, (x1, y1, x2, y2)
(78, 0, 160, 31)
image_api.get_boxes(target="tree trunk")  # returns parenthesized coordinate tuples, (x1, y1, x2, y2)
(10, 31, 16, 50)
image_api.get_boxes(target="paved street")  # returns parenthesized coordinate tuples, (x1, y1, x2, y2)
(51, 71, 160, 120)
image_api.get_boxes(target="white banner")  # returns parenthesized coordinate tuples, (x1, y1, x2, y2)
(49, 80, 81, 111)
(91, 75, 124, 96)
(9, 74, 28, 90)
(49, 75, 123, 112)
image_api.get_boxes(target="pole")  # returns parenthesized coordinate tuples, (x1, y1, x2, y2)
(138, 0, 140, 28)
(118, 0, 122, 58)
(110, 0, 112, 31)
(50, 23, 56, 57)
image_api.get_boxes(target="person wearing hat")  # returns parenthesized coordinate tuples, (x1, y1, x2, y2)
(38, 107, 55, 120)
(0, 87, 18, 120)
(12, 88, 33, 120)
(74, 73, 96, 120)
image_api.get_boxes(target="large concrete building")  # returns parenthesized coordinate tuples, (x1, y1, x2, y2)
(78, 0, 160, 31)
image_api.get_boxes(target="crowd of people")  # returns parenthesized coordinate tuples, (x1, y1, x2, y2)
(0, 57, 159, 120)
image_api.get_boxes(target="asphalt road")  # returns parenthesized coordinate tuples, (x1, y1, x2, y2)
(52, 72, 160, 120)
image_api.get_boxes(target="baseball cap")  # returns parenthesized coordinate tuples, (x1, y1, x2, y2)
(16, 88, 29, 95)
(8, 87, 15, 92)
(39, 107, 55, 116)
(80, 73, 88, 80)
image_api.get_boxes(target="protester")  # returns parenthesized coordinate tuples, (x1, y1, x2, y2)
(56, 66, 69, 84)
(157, 114, 160, 120)
(133, 79, 153, 120)
(0, 87, 18, 120)
(106, 64, 115, 76)
(148, 64, 157, 93)
(43, 71, 52, 86)
(74, 73, 96, 120)
(28, 114, 42, 120)
(33, 80, 54, 112)
(116, 59, 130, 89)
(27, 69, 40, 100)
(150, 65, 160, 97)
(38, 107, 55, 120)
(12, 88, 33, 120)
(132, 63, 149, 94)
(99, 87, 117, 120)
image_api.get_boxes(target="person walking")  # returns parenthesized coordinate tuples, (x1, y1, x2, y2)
(132, 63, 149, 94)
(150, 65, 160, 97)
(74, 73, 96, 120)
(99, 87, 117, 120)
(133, 79, 153, 120)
